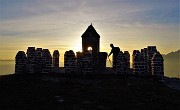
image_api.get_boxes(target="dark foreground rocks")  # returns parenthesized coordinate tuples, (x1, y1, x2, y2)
(0, 74, 179, 110)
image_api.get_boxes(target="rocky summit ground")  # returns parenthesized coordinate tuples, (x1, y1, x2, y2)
(0, 74, 179, 110)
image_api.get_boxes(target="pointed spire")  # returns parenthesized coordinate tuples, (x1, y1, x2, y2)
(81, 24, 100, 38)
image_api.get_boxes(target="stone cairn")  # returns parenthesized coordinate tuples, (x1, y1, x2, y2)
(64, 50, 76, 74)
(116, 51, 130, 75)
(15, 47, 54, 74)
(124, 51, 130, 73)
(53, 50, 60, 67)
(151, 51, 164, 77)
(132, 50, 140, 70)
(36, 48, 43, 73)
(26, 47, 36, 74)
(41, 49, 52, 73)
(76, 51, 83, 71)
(133, 52, 147, 76)
(98, 52, 108, 69)
(132, 46, 164, 77)
(15, 51, 27, 74)
(147, 46, 157, 74)
(81, 51, 93, 74)
(141, 48, 148, 75)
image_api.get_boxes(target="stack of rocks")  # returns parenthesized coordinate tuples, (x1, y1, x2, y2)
(82, 52, 93, 74)
(132, 50, 140, 68)
(15, 47, 57, 74)
(53, 50, 60, 67)
(36, 48, 43, 73)
(76, 51, 83, 71)
(15, 51, 27, 74)
(141, 48, 148, 75)
(132, 46, 164, 77)
(147, 46, 157, 74)
(116, 51, 130, 75)
(26, 47, 36, 74)
(124, 51, 130, 73)
(151, 51, 164, 77)
(98, 52, 108, 69)
(133, 52, 147, 76)
(42, 49, 52, 73)
(64, 50, 76, 74)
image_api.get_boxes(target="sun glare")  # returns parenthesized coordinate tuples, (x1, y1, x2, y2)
(88, 47, 92, 51)
(74, 44, 82, 52)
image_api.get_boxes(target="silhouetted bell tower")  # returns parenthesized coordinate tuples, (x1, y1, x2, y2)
(81, 24, 100, 59)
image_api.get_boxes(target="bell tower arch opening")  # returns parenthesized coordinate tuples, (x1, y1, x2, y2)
(87, 47, 92, 51)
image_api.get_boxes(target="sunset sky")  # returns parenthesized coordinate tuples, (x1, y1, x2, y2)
(0, 0, 179, 62)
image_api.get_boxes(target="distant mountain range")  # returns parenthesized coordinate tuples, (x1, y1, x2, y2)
(162, 50, 180, 78)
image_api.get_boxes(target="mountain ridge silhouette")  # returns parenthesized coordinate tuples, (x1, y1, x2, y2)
(163, 49, 180, 78)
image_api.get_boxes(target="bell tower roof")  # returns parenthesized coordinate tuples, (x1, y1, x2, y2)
(81, 24, 100, 38)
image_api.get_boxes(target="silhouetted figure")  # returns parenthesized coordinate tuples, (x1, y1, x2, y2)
(108, 44, 120, 69)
